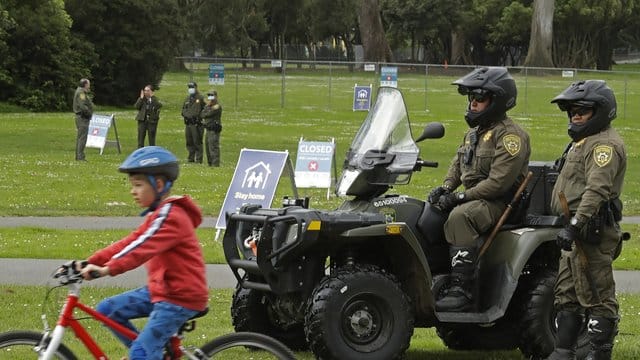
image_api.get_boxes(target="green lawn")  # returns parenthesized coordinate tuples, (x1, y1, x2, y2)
(1, 285, 639, 359)
(0, 68, 638, 268)
(1, 67, 639, 358)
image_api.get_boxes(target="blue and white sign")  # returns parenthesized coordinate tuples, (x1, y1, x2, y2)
(353, 84, 372, 111)
(380, 66, 398, 87)
(216, 149, 289, 229)
(208, 64, 225, 85)
(294, 139, 335, 188)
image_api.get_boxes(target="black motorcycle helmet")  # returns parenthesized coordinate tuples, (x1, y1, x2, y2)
(452, 67, 517, 128)
(550, 80, 617, 141)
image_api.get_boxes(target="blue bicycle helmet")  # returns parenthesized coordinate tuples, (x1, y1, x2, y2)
(119, 146, 179, 215)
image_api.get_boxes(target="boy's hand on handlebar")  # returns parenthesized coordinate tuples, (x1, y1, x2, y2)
(80, 264, 109, 280)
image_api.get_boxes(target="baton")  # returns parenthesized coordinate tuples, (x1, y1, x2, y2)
(479, 171, 533, 258)
(558, 191, 601, 304)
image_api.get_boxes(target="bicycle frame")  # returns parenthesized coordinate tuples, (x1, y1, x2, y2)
(40, 280, 185, 360)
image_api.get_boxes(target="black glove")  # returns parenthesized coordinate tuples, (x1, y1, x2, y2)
(437, 192, 466, 212)
(428, 186, 450, 205)
(556, 224, 581, 251)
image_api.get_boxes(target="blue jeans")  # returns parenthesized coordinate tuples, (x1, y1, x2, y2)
(96, 286, 199, 360)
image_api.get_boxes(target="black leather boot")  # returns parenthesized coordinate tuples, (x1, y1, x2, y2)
(545, 311, 584, 360)
(585, 316, 618, 360)
(435, 247, 476, 312)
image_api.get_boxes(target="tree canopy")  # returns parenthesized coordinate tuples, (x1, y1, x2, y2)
(1, 0, 640, 109)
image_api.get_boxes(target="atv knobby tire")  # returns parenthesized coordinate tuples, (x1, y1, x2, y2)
(231, 286, 308, 350)
(305, 264, 414, 360)
(517, 269, 590, 359)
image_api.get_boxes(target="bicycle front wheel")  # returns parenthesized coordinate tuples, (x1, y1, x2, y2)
(0, 331, 77, 359)
(199, 331, 296, 360)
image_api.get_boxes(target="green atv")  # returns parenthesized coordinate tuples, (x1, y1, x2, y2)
(222, 87, 589, 359)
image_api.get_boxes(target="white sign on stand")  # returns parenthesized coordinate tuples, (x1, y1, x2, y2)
(294, 138, 336, 199)
(86, 114, 121, 154)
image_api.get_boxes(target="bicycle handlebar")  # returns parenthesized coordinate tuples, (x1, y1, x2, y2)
(54, 260, 101, 284)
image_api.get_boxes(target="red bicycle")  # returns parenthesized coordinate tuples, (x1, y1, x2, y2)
(0, 261, 295, 359)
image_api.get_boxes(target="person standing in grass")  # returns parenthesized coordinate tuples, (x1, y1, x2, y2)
(77, 146, 208, 360)
(72, 78, 94, 161)
(201, 90, 222, 167)
(546, 80, 626, 360)
(134, 85, 163, 148)
(181, 82, 205, 163)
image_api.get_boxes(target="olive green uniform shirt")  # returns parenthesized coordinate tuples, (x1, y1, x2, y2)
(73, 87, 93, 118)
(444, 117, 531, 200)
(550, 126, 626, 227)
(550, 126, 626, 316)
(442, 117, 530, 247)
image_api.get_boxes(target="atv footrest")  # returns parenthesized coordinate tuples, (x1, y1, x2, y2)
(435, 306, 503, 324)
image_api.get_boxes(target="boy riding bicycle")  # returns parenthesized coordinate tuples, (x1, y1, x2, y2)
(77, 146, 208, 360)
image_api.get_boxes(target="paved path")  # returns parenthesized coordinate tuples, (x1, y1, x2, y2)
(0, 216, 638, 292)
(0, 258, 237, 289)
(1, 258, 639, 293)
(0, 216, 638, 229)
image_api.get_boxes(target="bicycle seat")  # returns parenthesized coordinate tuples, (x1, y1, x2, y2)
(189, 307, 209, 320)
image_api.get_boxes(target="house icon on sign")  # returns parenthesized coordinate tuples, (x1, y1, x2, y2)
(242, 161, 272, 189)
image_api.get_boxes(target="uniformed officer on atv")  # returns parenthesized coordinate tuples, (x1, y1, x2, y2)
(428, 67, 531, 312)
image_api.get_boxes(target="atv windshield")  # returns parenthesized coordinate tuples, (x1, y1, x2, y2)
(336, 87, 419, 196)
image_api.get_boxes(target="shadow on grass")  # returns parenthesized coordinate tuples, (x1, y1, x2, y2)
(406, 349, 523, 359)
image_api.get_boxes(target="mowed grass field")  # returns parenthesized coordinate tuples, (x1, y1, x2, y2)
(0, 67, 638, 267)
(1, 67, 640, 359)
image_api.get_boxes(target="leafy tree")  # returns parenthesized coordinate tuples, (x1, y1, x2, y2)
(554, 0, 640, 69)
(1, 0, 87, 111)
(382, 0, 462, 63)
(454, 0, 531, 65)
(0, 4, 15, 93)
(487, 1, 531, 65)
(307, 0, 359, 61)
(65, 0, 182, 106)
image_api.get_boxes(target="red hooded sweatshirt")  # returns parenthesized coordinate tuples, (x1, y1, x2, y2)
(87, 195, 208, 311)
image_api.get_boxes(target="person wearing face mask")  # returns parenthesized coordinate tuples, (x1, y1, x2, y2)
(134, 85, 163, 148)
(180, 82, 205, 163)
(200, 90, 222, 167)
(427, 67, 531, 312)
(545, 81, 626, 360)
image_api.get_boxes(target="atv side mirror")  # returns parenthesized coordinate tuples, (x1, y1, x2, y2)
(415, 122, 445, 143)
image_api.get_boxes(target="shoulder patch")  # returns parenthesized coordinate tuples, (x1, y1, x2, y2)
(79, 93, 86, 100)
(593, 145, 614, 167)
(503, 134, 521, 156)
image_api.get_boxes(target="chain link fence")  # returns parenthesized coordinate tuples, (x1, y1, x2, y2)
(177, 57, 640, 121)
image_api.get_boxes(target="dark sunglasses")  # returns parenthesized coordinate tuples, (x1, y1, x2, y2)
(569, 107, 593, 117)
(467, 89, 491, 103)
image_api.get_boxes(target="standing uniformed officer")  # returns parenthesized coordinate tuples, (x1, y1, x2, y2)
(181, 82, 205, 163)
(546, 81, 626, 360)
(201, 90, 222, 167)
(428, 67, 531, 312)
(134, 85, 163, 148)
(72, 78, 94, 161)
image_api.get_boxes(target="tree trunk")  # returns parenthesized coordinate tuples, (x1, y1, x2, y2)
(523, 0, 555, 67)
(451, 29, 465, 65)
(356, 0, 392, 62)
